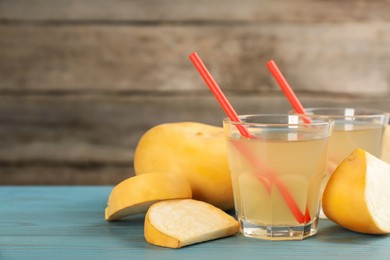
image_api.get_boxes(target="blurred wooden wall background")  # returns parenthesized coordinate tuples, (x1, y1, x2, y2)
(1, 0, 390, 185)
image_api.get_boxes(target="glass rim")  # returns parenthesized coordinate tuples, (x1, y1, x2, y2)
(223, 114, 334, 127)
(297, 107, 389, 119)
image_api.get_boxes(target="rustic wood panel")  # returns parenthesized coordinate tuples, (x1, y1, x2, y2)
(1, 94, 389, 185)
(1, 0, 390, 185)
(1, 24, 390, 96)
(1, 0, 390, 23)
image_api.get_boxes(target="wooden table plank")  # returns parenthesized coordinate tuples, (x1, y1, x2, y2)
(0, 186, 389, 259)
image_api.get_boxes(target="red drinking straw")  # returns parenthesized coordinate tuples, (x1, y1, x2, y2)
(189, 52, 308, 224)
(266, 60, 307, 115)
(267, 59, 312, 222)
(189, 53, 252, 139)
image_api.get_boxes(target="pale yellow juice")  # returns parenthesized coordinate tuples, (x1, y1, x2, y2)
(226, 136, 329, 226)
(327, 124, 385, 175)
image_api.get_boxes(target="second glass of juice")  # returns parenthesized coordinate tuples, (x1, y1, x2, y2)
(224, 114, 333, 240)
(303, 108, 389, 181)
(292, 108, 388, 218)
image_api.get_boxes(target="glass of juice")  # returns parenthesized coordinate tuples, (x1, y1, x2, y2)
(299, 108, 389, 218)
(223, 114, 333, 240)
(303, 108, 389, 176)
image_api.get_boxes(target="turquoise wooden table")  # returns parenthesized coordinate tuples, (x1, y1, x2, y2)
(1, 186, 389, 260)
